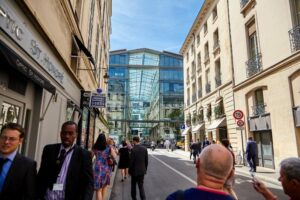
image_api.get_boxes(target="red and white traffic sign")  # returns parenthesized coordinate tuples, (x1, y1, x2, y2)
(233, 110, 244, 120)
(236, 119, 245, 127)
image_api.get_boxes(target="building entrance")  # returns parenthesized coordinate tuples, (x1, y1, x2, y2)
(254, 131, 274, 169)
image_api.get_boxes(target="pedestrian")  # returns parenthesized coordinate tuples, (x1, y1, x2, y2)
(93, 134, 117, 200)
(246, 136, 258, 172)
(189, 140, 194, 160)
(0, 122, 37, 200)
(202, 137, 210, 149)
(164, 139, 171, 151)
(221, 139, 238, 200)
(37, 121, 93, 200)
(107, 137, 118, 172)
(118, 141, 130, 182)
(190, 141, 199, 163)
(253, 157, 300, 200)
(166, 144, 235, 200)
(129, 136, 148, 200)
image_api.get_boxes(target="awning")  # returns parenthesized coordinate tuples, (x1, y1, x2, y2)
(73, 35, 95, 66)
(0, 41, 56, 94)
(192, 123, 204, 133)
(181, 127, 191, 136)
(207, 117, 226, 131)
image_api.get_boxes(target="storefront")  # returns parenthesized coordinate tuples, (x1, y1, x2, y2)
(0, 1, 82, 163)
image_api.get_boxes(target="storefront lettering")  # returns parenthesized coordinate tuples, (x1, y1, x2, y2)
(0, 1, 65, 85)
(0, 5, 23, 41)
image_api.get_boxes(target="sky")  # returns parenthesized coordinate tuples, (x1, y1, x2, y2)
(110, 0, 204, 54)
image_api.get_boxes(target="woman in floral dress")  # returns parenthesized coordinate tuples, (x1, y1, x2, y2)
(93, 134, 117, 200)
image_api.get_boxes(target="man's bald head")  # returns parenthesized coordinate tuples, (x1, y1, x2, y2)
(198, 144, 233, 180)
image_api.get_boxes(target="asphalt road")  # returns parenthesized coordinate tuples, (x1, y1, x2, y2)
(109, 149, 288, 200)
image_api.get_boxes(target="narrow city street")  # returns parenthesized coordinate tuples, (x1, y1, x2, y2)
(110, 149, 288, 200)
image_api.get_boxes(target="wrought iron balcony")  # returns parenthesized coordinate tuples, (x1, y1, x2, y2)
(192, 94, 197, 103)
(198, 90, 202, 98)
(205, 83, 211, 93)
(215, 76, 222, 87)
(252, 103, 266, 116)
(289, 25, 300, 52)
(240, 0, 249, 8)
(246, 53, 262, 77)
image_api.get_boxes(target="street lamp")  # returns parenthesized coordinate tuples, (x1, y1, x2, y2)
(103, 72, 110, 84)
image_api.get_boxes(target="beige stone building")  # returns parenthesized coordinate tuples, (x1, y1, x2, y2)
(229, 0, 300, 169)
(180, 0, 236, 151)
(0, 0, 111, 165)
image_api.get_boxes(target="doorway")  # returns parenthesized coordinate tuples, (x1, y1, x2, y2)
(254, 131, 275, 169)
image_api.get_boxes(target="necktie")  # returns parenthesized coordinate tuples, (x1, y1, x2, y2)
(0, 158, 9, 174)
(50, 149, 66, 189)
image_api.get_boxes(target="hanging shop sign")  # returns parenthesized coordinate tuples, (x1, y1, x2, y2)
(90, 93, 106, 108)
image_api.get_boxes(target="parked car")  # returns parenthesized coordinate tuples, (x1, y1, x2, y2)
(141, 141, 151, 148)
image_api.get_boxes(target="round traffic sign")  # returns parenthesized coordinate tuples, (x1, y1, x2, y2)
(237, 119, 245, 127)
(233, 110, 244, 120)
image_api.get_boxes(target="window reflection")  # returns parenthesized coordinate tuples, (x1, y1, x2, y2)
(0, 102, 20, 130)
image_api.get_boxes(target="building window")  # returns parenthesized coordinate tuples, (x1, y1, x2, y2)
(88, 0, 95, 51)
(204, 42, 209, 63)
(197, 34, 200, 46)
(291, 0, 300, 25)
(204, 22, 208, 35)
(186, 52, 189, 62)
(205, 69, 211, 93)
(246, 20, 262, 77)
(213, 29, 220, 51)
(191, 44, 195, 55)
(197, 53, 201, 72)
(198, 77, 202, 98)
(253, 89, 265, 116)
(215, 59, 221, 87)
(192, 61, 196, 75)
(212, 6, 218, 21)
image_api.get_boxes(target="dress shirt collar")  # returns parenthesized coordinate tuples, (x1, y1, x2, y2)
(0, 149, 17, 161)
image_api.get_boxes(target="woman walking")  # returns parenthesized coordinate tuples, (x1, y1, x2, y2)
(93, 134, 117, 200)
(118, 141, 130, 181)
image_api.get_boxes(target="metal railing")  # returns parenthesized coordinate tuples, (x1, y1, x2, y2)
(205, 83, 211, 93)
(252, 103, 266, 116)
(240, 0, 249, 8)
(289, 25, 300, 52)
(246, 53, 262, 77)
(215, 76, 222, 87)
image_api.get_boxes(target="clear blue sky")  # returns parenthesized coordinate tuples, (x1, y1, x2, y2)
(110, 0, 204, 54)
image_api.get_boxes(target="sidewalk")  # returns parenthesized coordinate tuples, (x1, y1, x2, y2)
(171, 149, 281, 186)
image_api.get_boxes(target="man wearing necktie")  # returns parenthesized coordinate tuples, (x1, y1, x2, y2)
(37, 121, 93, 200)
(0, 122, 37, 200)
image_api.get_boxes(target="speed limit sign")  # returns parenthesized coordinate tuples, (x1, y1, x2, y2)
(233, 110, 244, 120)
(237, 119, 245, 127)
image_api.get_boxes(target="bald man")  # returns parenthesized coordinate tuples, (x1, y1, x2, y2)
(166, 144, 235, 200)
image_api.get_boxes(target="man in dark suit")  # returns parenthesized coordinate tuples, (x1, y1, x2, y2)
(37, 121, 93, 200)
(246, 136, 258, 172)
(0, 122, 37, 200)
(129, 136, 148, 200)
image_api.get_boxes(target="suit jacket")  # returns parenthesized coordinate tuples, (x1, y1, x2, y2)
(0, 153, 37, 200)
(246, 141, 258, 157)
(37, 144, 93, 200)
(129, 144, 148, 177)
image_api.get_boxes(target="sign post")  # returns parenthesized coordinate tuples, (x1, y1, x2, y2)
(233, 109, 245, 166)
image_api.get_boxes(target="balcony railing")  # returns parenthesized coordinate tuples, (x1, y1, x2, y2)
(289, 25, 300, 52)
(215, 76, 222, 87)
(246, 53, 262, 77)
(198, 90, 202, 98)
(192, 94, 197, 103)
(252, 103, 266, 116)
(240, 0, 249, 8)
(205, 83, 211, 93)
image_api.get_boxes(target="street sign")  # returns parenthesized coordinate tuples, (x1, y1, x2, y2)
(233, 110, 244, 120)
(90, 93, 106, 108)
(237, 119, 245, 127)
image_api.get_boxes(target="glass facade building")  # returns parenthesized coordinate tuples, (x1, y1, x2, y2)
(108, 48, 184, 141)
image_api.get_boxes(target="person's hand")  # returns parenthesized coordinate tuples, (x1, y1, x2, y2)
(252, 178, 277, 200)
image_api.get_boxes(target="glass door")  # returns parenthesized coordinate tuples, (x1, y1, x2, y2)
(254, 131, 275, 169)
